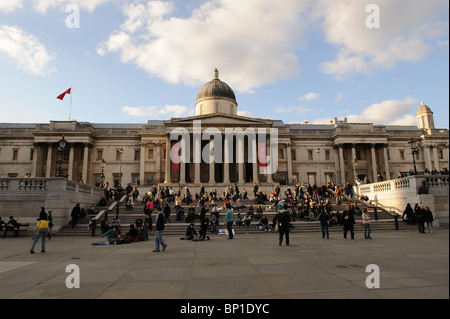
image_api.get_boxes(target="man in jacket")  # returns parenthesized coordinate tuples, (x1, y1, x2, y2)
(276, 204, 291, 246)
(318, 209, 330, 239)
(153, 209, 167, 252)
(224, 204, 234, 239)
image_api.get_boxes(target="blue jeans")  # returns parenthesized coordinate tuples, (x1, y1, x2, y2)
(30, 228, 48, 252)
(154, 230, 167, 251)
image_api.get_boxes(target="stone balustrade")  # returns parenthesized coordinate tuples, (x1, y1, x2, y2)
(0, 177, 104, 231)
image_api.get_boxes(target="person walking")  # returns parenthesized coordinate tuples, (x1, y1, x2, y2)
(318, 208, 330, 239)
(362, 207, 372, 239)
(224, 204, 234, 239)
(30, 215, 49, 253)
(153, 209, 167, 252)
(276, 204, 291, 246)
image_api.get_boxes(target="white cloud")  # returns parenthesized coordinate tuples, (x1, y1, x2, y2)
(0, 0, 23, 13)
(312, 97, 419, 125)
(317, 0, 449, 78)
(298, 92, 320, 102)
(98, 0, 310, 93)
(122, 105, 195, 118)
(0, 25, 55, 75)
(335, 92, 345, 103)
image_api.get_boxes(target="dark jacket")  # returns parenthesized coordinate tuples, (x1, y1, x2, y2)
(342, 209, 355, 225)
(318, 211, 330, 225)
(155, 212, 165, 231)
(276, 209, 291, 230)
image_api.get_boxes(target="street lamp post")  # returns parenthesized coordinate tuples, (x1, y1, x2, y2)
(56, 136, 67, 177)
(408, 138, 418, 174)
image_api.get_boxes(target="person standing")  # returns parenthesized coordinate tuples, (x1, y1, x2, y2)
(153, 209, 167, 252)
(224, 204, 234, 239)
(416, 204, 426, 234)
(318, 208, 330, 239)
(342, 204, 356, 241)
(424, 206, 434, 234)
(30, 215, 49, 253)
(362, 207, 372, 239)
(71, 203, 80, 229)
(276, 204, 291, 246)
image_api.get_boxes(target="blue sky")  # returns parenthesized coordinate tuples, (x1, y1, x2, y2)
(0, 0, 448, 129)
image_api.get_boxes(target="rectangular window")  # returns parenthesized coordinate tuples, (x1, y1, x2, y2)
(30, 149, 34, 161)
(12, 149, 18, 161)
(308, 150, 313, 161)
(97, 150, 103, 161)
(291, 150, 296, 161)
(325, 150, 330, 161)
(439, 150, 444, 160)
(400, 150, 405, 161)
(148, 149, 154, 159)
(134, 149, 140, 161)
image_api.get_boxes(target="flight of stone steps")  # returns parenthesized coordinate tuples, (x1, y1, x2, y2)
(58, 196, 417, 237)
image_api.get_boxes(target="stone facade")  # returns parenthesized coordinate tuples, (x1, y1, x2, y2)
(0, 72, 448, 188)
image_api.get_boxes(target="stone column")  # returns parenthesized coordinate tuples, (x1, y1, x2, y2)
(252, 138, 259, 184)
(82, 143, 89, 184)
(423, 146, 432, 172)
(209, 139, 215, 184)
(432, 146, 440, 171)
(338, 144, 345, 185)
(140, 142, 146, 186)
(155, 142, 161, 184)
(164, 136, 171, 184)
(371, 144, 378, 183)
(266, 140, 273, 184)
(286, 143, 292, 185)
(223, 135, 230, 185)
(333, 148, 339, 184)
(45, 143, 53, 178)
(179, 138, 186, 184)
(237, 137, 244, 184)
(351, 144, 357, 183)
(68, 143, 74, 181)
(194, 137, 201, 184)
(31, 143, 38, 177)
(383, 145, 390, 180)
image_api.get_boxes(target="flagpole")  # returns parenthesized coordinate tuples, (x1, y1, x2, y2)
(69, 86, 73, 121)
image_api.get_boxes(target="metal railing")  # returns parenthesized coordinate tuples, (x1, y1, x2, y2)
(88, 194, 127, 236)
(328, 188, 400, 230)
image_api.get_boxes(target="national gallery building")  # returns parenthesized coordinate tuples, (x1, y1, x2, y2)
(0, 70, 449, 188)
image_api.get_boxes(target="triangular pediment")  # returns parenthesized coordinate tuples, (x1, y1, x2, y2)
(164, 113, 273, 128)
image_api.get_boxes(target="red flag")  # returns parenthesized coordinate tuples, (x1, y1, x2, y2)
(57, 88, 71, 100)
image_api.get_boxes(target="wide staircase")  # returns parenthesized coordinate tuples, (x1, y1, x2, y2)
(58, 192, 416, 237)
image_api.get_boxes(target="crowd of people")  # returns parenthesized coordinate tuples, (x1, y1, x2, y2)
(402, 203, 435, 234)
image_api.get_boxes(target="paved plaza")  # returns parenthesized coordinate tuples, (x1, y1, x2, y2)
(0, 228, 448, 300)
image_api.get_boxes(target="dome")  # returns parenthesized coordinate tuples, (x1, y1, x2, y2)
(196, 69, 237, 104)
(416, 101, 433, 116)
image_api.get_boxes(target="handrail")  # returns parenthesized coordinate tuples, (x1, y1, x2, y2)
(88, 194, 127, 235)
(327, 187, 400, 230)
